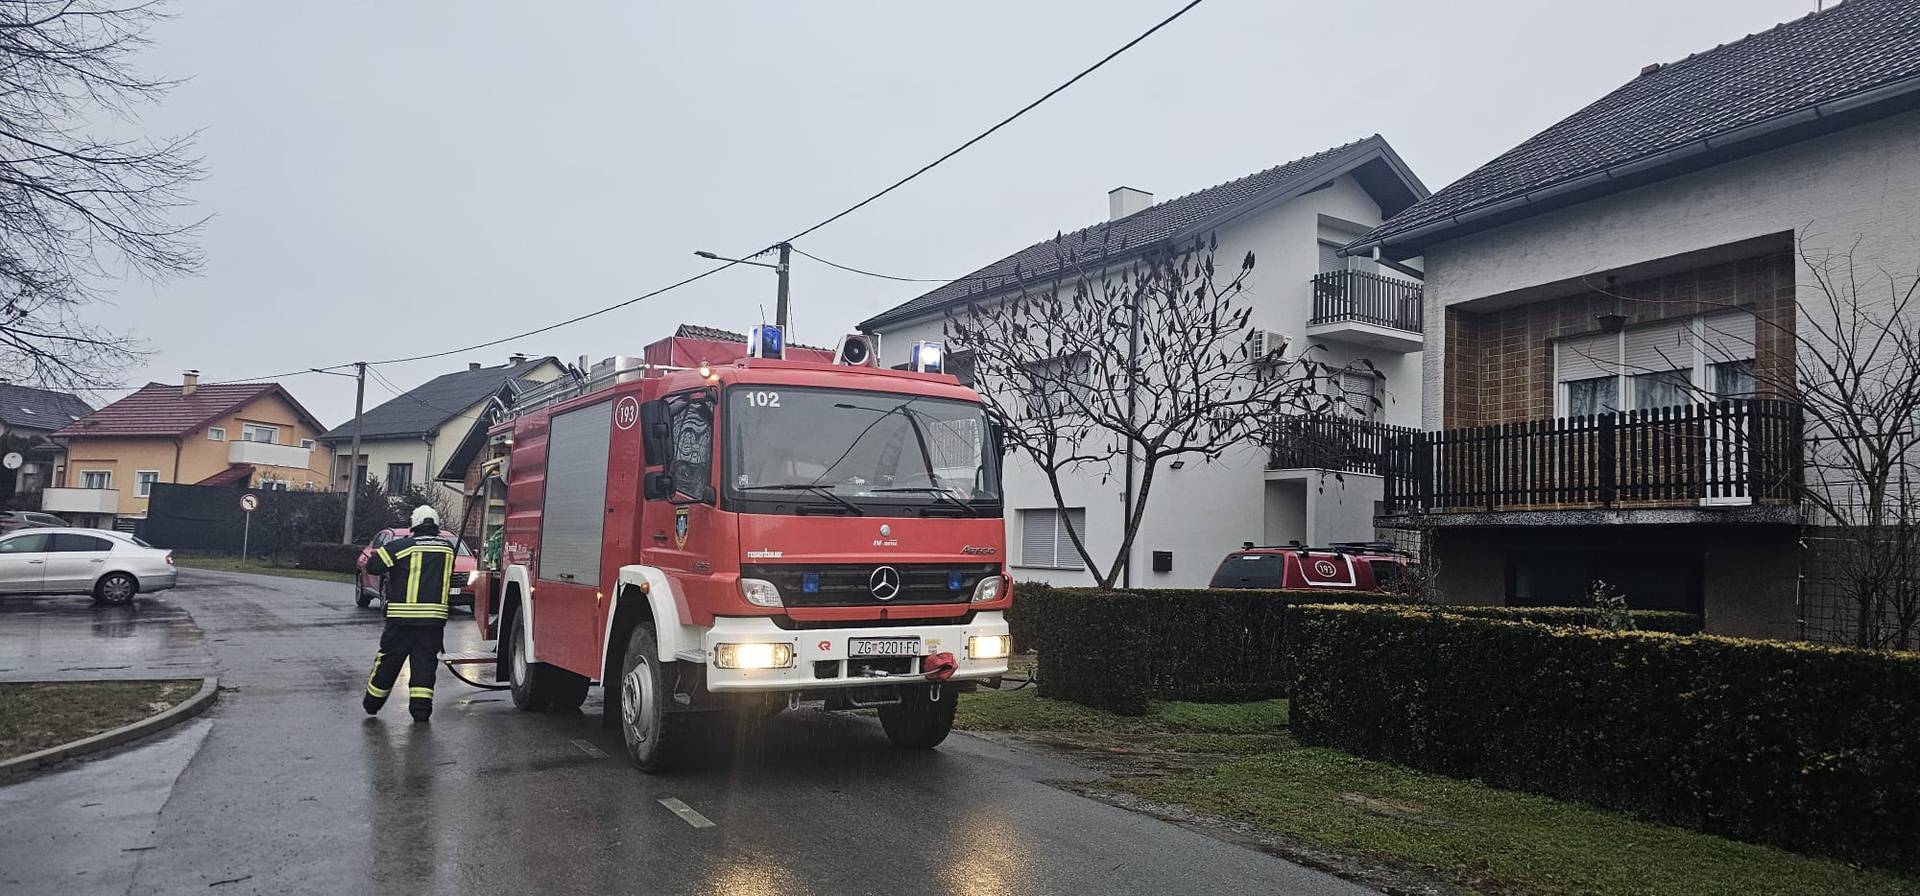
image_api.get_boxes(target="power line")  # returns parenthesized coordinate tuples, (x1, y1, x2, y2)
(789, 246, 963, 283)
(200, 0, 1205, 383)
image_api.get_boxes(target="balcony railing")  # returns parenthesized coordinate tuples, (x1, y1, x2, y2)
(1268, 414, 1418, 476)
(42, 487, 119, 515)
(1310, 269, 1423, 333)
(1383, 399, 1801, 513)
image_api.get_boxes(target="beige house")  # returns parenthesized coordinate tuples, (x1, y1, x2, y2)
(49, 374, 332, 527)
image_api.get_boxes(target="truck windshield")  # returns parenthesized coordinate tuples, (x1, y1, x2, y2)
(725, 385, 1000, 513)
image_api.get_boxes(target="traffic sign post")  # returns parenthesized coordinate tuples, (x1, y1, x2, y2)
(240, 492, 260, 559)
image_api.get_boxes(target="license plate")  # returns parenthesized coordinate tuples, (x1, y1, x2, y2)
(848, 637, 921, 658)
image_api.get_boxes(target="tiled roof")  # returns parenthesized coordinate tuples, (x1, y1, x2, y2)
(860, 136, 1423, 330)
(319, 357, 557, 443)
(673, 322, 830, 352)
(55, 383, 323, 439)
(1354, 0, 1920, 254)
(0, 383, 92, 432)
(195, 464, 254, 487)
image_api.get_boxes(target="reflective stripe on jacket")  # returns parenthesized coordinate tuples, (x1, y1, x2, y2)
(366, 529, 457, 624)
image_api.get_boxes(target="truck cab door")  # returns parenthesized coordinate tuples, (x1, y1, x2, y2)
(643, 391, 723, 590)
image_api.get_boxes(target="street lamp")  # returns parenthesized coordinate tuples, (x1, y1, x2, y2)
(694, 243, 791, 329)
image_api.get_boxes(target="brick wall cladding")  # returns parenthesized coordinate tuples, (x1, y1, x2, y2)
(1441, 249, 1795, 427)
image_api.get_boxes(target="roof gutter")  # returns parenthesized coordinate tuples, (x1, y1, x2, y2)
(1346, 72, 1920, 258)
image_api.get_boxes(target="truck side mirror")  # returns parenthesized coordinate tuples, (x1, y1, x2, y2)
(640, 400, 669, 466)
(644, 471, 671, 501)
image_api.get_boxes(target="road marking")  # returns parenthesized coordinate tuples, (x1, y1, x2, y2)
(571, 738, 609, 758)
(658, 797, 716, 828)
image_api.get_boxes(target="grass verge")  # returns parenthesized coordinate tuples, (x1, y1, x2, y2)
(955, 686, 1920, 896)
(173, 554, 354, 584)
(0, 679, 202, 761)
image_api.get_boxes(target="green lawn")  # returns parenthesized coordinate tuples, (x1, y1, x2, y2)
(0, 680, 202, 761)
(172, 554, 354, 584)
(954, 687, 1920, 896)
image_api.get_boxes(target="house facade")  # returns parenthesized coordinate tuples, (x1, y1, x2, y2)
(48, 374, 331, 528)
(320, 356, 564, 515)
(1349, 0, 1920, 639)
(0, 382, 93, 512)
(862, 137, 1430, 586)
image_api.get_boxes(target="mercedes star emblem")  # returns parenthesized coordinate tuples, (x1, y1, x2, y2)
(879, 523, 892, 537)
(869, 566, 901, 601)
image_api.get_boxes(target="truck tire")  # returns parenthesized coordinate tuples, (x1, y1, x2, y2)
(506, 611, 549, 712)
(878, 685, 956, 749)
(617, 622, 683, 773)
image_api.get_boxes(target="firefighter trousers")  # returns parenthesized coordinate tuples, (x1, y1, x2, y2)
(364, 622, 445, 719)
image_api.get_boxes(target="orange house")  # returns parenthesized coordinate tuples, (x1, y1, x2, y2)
(47, 373, 333, 527)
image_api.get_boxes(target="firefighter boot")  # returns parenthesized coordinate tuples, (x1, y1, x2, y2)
(363, 691, 385, 715)
(409, 687, 433, 723)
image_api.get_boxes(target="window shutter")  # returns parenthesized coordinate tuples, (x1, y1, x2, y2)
(1556, 332, 1617, 382)
(1623, 320, 1690, 374)
(1695, 311, 1756, 364)
(1058, 509, 1087, 570)
(1339, 371, 1377, 418)
(1021, 509, 1057, 567)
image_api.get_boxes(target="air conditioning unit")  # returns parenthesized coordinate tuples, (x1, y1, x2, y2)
(1247, 329, 1289, 362)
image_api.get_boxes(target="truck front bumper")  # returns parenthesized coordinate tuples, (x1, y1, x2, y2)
(699, 611, 1010, 692)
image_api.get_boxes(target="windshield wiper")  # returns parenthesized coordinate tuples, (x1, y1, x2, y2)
(867, 486, 982, 517)
(737, 483, 864, 516)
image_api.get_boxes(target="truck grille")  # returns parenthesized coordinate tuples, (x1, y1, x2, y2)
(742, 563, 1000, 607)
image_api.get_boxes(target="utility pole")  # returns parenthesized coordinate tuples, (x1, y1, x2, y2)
(341, 361, 367, 543)
(774, 242, 792, 330)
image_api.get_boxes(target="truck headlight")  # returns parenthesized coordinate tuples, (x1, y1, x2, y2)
(971, 574, 1004, 603)
(738, 577, 782, 608)
(968, 635, 1011, 660)
(714, 643, 795, 669)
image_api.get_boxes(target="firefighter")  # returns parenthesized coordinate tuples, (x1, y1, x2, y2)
(362, 505, 457, 722)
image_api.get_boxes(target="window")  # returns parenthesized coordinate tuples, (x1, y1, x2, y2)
(1019, 507, 1087, 570)
(1554, 311, 1756, 417)
(208, 427, 225, 441)
(1337, 370, 1382, 420)
(1714, 359, 1756, 399)
(299, 439, 316, 450)
(135, 471, 160, 498)
(241, 423, 280, 444)
(667, 394, 715, 501)
(50, 533, 111, 553)
(385, 463, 413, 497)
(0, 533, 49, 553)
(1564, 376, 1618, 417)
(259, 479, 289, 491)
(1631, 369, 1692, 410)
(81, 470, 111, 489)
(1020, 353, 1092, 417)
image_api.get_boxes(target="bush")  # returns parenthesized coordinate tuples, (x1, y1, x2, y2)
(1289, 605, 1920, 873)
(1011, 585, 1412, 714)
(1438, 605, 1701, 634)
(295, 542, 363, 574)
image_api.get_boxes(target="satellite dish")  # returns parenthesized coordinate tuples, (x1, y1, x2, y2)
(2, 452, 21, 470)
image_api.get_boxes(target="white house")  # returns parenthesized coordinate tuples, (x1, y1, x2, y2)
(860, 136, 1430, 586)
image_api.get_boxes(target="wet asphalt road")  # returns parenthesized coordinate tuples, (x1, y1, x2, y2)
(0, 570, 1369, 896)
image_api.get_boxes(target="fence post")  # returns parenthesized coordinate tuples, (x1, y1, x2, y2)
(1598, 412, 1617, 507)
(1416, 433, 1434, 511)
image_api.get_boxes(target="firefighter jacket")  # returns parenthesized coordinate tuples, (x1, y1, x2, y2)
(365, 527, 457, 625)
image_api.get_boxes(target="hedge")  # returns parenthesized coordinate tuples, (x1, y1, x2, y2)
(1438, 604, 1701, 634)
(296, 542, 363, 574)
(1290, 605, 1920, 873)
(1009, 584, 1413, 714)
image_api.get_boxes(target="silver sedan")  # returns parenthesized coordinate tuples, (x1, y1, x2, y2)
(0, 527, 177, 605)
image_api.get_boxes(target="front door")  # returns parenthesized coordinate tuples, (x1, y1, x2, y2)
(0, 532, 52, 592)
(43, 532, 113, 592)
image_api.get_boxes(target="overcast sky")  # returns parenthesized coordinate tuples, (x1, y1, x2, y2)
(101, 0, 1818, 425)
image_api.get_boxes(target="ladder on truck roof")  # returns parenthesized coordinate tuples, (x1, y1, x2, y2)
(504, 355, 649, 421)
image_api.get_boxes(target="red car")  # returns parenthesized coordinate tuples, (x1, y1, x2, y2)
(1208, 541, 1412, 591)
(355, 527, 478, 609)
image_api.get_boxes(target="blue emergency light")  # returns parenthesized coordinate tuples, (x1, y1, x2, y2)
(947, 571, 964, 591)
(750, 324, 785, 360)
(909, 340, 944, 374)
(802, 572, 820, 594)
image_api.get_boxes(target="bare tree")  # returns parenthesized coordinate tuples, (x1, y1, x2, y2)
(945, 233, 1360, 588)
(0, 1, 202, 391)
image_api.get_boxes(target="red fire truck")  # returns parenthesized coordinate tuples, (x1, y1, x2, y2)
(464, 332, 1011, 772)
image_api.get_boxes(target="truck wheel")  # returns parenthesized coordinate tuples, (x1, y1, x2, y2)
(878, 685, 957, 750)
(618, 622, 683, 773)
(506, 611, 549, 712)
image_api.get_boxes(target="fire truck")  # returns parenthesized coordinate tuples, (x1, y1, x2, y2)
(462, 328, 1011, 772)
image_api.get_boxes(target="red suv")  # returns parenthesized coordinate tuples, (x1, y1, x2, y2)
(1208, 541, 1412, 592)
(354, 528, 479, 609)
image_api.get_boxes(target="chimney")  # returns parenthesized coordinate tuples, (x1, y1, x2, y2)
(1108, 186, 1152, 221)
(508, 353, 529, 365)
(468, 362, 481, 371)
(181, 370, 199, 397)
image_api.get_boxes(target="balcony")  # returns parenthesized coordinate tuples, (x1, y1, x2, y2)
(1383, 399, 1801, 518)
(1268, 414, 1416, 476)
(1306, 270, 1424, 353)
(42, 487, 118, 515)
(229, 439, 314, 469)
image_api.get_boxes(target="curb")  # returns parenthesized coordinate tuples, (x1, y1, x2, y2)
(0, 676, 219, 782)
